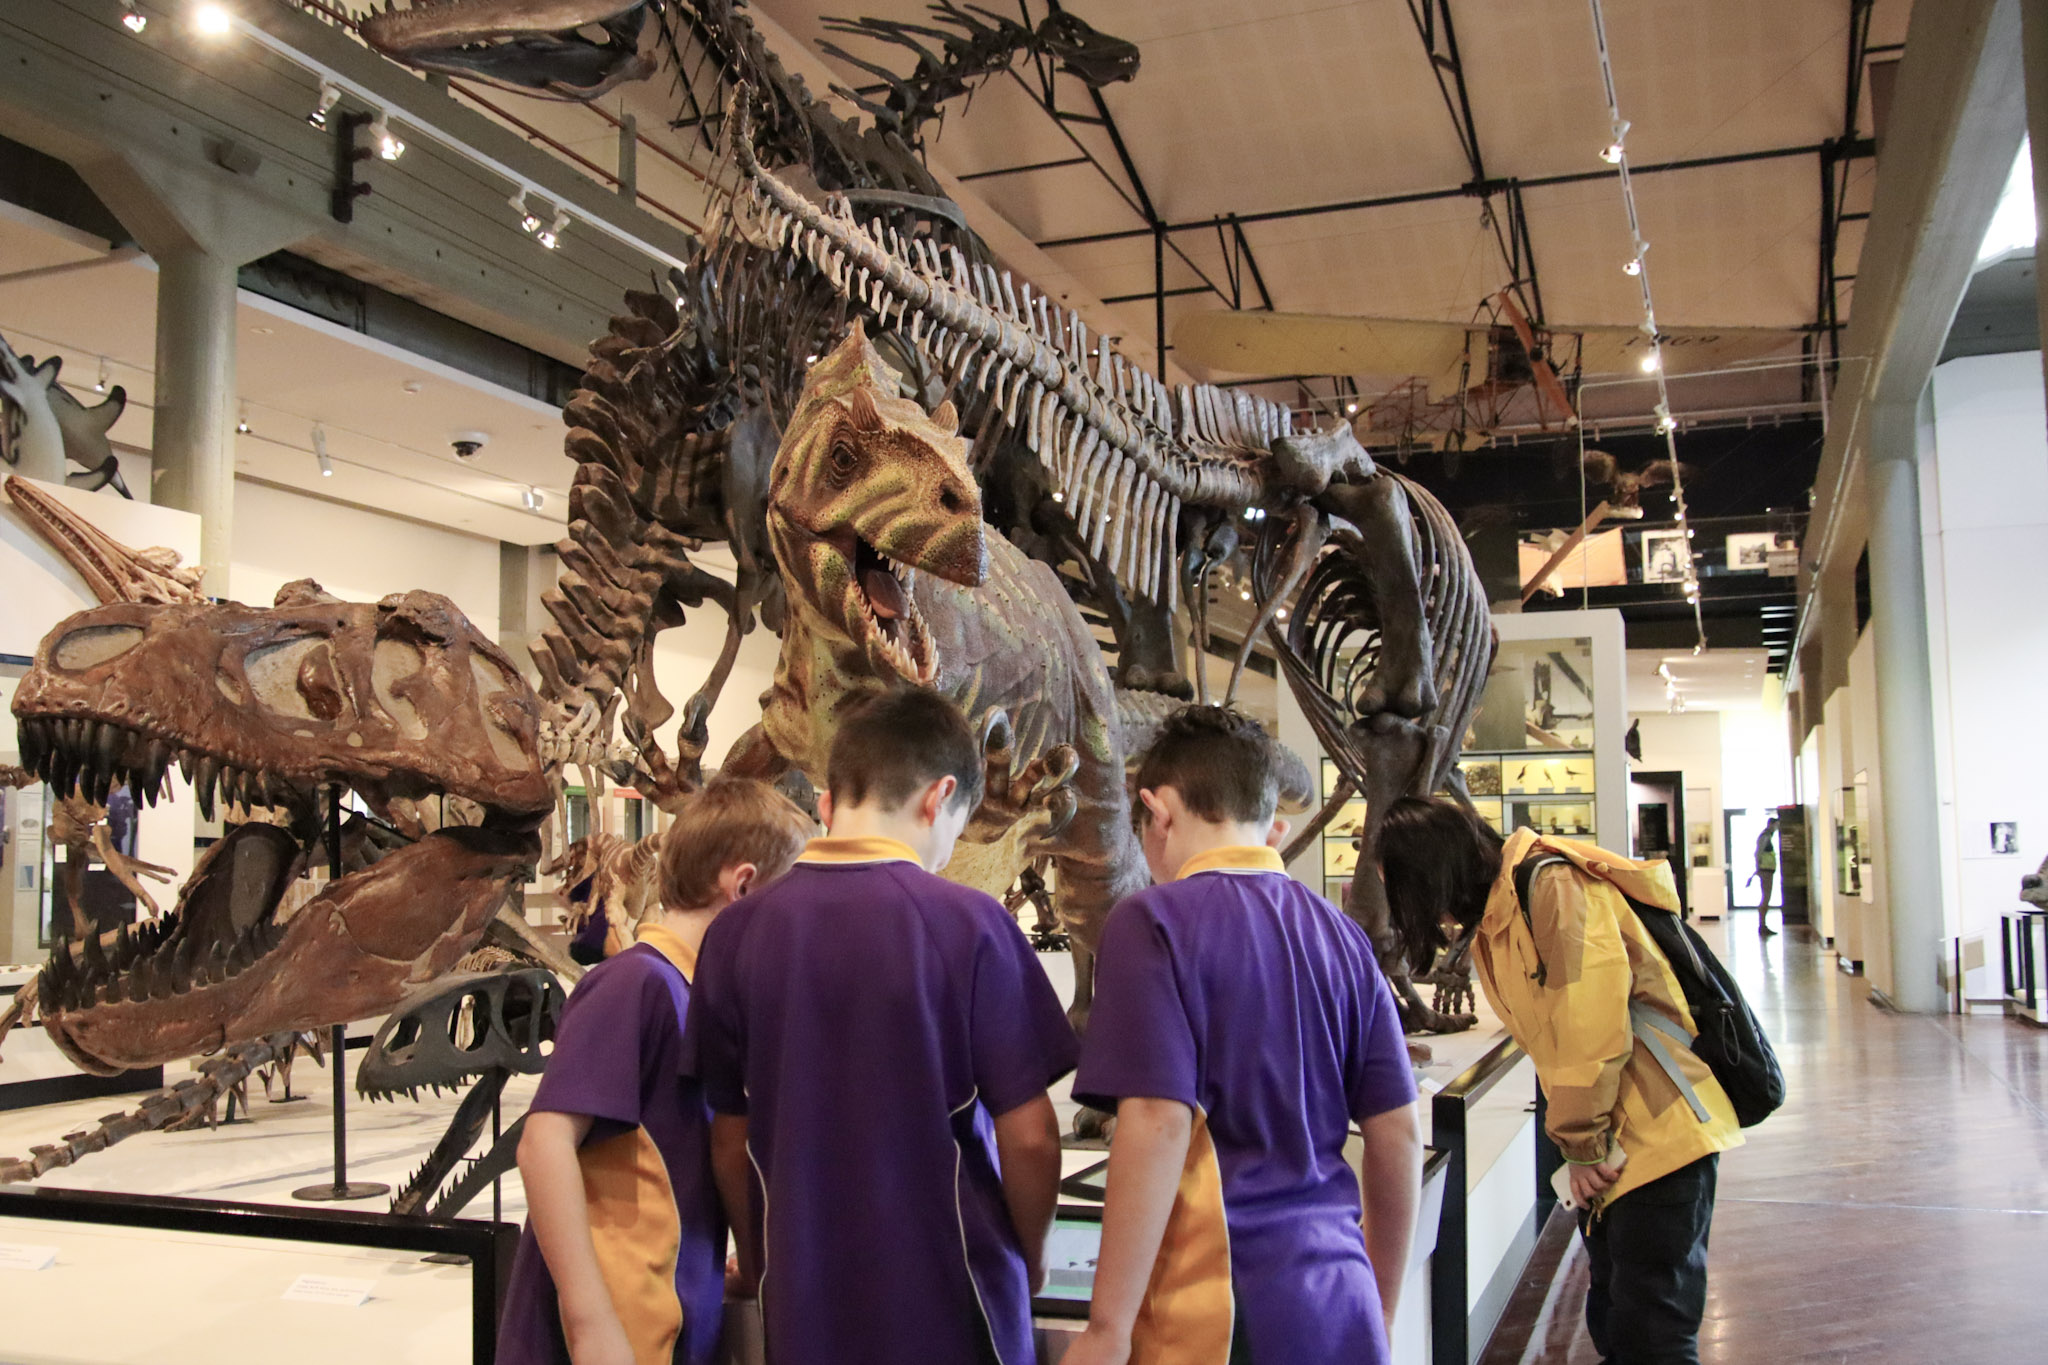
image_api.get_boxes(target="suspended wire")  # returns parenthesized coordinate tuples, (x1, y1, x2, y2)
(1587, 0, 1707, 654)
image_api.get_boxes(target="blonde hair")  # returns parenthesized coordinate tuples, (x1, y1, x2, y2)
(657, 778, 814, 911)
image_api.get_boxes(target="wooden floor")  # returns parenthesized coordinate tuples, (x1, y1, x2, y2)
(1497, 914, 2048, 1365)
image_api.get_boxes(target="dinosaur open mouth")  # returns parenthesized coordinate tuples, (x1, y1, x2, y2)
(851, 533, 936, 684)
(16, 714, 521, 1075)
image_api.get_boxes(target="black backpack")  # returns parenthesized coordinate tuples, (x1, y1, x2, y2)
(1514, 852, 1784, 1128)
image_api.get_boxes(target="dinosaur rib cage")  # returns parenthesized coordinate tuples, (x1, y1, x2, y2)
(1279, 474, 1496, 800)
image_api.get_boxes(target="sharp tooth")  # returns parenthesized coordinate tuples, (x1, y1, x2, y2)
(101, 974, 124, 1006)
(82, 929, 108, 979)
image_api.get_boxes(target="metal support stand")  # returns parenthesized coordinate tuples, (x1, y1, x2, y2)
(294, 787, 389, 1202)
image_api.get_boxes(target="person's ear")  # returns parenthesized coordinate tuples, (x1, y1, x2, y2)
(1266, 816, 1291, 849)
(1138, 787, 1170, 832)
(817, 789, 835, 830)
(919, 775, 957, 827)
(722, 862, 758, 901)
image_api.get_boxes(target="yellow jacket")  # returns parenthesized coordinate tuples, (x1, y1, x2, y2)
(1472, 830, 1742, 1205)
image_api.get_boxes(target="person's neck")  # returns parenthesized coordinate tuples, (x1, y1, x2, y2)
(826, 803, 940, 870)
(643, 904, 719, 959)
(1166, 819, 1276, 875)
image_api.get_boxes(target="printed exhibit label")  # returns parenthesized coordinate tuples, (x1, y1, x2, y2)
(282, 1274, 375, 1306)
(0, 1243, 58, 1271)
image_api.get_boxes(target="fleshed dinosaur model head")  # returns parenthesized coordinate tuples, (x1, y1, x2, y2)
(766, 321, 985, 687)
(359, 1, 656, 100)
(12, 589, 551, 1075)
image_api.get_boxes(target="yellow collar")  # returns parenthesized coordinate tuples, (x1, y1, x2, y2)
(1176, 844, 1287, 880)
(634, 923, 699, 984)
(797, 835, 922, 867)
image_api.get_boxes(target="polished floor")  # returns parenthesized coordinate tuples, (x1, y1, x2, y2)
(1504, 912, 2048, 1365)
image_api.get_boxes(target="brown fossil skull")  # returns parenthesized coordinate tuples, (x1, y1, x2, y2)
(12, 588, 549, 1075)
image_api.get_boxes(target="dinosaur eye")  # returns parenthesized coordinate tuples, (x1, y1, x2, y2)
(828, 440, 860, 485)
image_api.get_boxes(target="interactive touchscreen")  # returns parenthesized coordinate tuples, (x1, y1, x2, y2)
(1038, 1216, 1102, 1303)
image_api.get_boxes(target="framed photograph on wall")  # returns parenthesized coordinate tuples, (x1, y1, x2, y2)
(1991, 821, 2019, 855)
(1725, 531, 1776, 572)
(1640, 529, 1689, 584)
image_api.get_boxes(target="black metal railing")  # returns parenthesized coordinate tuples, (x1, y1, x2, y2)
(1430, 1035, 1541, 1365)
(0, 1186, 518, 1362)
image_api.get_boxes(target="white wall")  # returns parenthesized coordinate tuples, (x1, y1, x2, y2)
(229, 480, 503, 640)
(1924, 352, 2048, 992)
(1629, 709, 1724, 910)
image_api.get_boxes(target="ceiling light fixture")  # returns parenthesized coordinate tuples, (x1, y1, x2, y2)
(521, 486, 545, 512)
(308, 80, 340, 129)
(235, 405, 250, 434)
(1589, 0, 1703, 652)
(121, 6, 148, 34)
(509, 188, 542, 235)
(536, 206, 568, 250)
(192, 3, 231, 37)
(94, 357, 109, 393)
(1345, 401, 1359, 415)
(370, 111, 404, 161)
(312, 424, 333, 477)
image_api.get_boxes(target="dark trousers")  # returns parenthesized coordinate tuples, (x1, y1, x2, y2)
(1578, 1154, 1717, 1365)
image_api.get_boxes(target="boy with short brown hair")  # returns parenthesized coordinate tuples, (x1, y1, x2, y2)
(1066, 705, 1421, 1365)
(500, 777, 812, 1365)
(685, 686, 1077, 1365)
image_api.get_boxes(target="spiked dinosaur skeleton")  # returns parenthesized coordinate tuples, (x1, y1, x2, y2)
(0, 335, 135, 495)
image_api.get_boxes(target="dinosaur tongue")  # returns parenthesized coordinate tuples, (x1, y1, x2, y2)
(864, 567, 907, 620)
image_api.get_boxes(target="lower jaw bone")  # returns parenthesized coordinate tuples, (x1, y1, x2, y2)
(41, 827, 537, 1075)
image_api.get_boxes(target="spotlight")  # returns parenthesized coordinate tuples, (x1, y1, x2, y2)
(121, 6, 147, 34)
(1345, 401, 1359, 415)
(313, 425, 333, 477)
(1275, 607, 1289, 622)
(521, 486, 545, 512)
(308, 81, 340, 130)
(1639, 347, 1661, 374)
(1600, 140, 1625, 165)
(1654, 404, 1677, 435)
(235, 405, 250, 435)
(509, 189, 542, 235)
(370, 111, 404, 161)
(1051, 490, 1064, 503)
(536, 207, 569, 250)
(1238, 586, 1252, 602)
(192, 3, 231, 37)
(1623, 256, 1642, 277)
(94, 357, 109, 393)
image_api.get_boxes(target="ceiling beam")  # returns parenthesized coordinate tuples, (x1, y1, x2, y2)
(1036, 140, 1850, 249)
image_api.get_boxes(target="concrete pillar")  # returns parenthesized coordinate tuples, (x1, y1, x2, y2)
(1865, 396, 1946, 1011)
(149, 248, 238, 597)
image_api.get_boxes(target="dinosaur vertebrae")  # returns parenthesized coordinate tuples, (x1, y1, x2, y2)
(731, 119, 1328, 614)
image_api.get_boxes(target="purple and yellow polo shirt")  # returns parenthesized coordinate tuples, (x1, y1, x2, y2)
(1074, 845, 1417, 1365)
(682, 835, 1081, 1365)
(498, 924, 725, 1365)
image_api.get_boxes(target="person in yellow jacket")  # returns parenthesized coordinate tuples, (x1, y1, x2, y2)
(1376, 796, 1742, 1365)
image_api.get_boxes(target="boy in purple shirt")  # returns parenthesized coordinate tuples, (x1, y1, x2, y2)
(500, 778, 812, 1365)
(684, 687, 1077, 1365)
(1065, 707, 1423, 1365)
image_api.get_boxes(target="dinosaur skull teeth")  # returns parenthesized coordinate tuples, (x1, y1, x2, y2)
(850, 540, 934, 685)
(16, 715, 316, 820)
(37, 873, 293, 1017)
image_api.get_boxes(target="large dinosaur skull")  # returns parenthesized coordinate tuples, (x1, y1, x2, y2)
(765, 322, 986, 687)
(13, 589, 551, 1075)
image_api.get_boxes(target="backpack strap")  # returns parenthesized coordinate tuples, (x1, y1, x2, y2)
(1512, 853, 1572, 986)
(1516, 851, 1715, 1127)
(1629, 1002, 1713, 1123)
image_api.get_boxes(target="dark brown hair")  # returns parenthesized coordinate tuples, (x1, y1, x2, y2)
(1376, 795, 1505, 966)
(1133, 705, 1279, 826)
(658, 777, 814, 911)
(826, 686, 984, 812)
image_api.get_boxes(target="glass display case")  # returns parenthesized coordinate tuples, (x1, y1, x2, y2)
(1317, 757, 1368, 906)
(1457, 751, 1597, 841)
(1457, 633, 1599, 841)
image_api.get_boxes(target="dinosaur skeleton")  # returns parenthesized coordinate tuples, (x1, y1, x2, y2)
(358, 1, 660, 100)
(0, 335, 133, 496)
